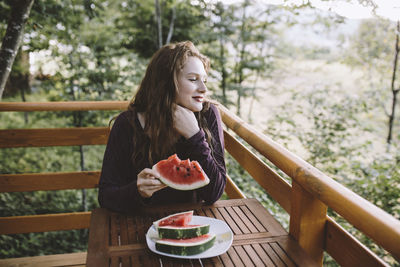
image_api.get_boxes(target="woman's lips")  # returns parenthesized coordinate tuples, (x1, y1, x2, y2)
(192, 96, 204, 102)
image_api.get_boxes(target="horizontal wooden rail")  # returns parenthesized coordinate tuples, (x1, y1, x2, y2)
(0, 212, 91, 235)
(0, 252, 87, 267)
(224, 130, 291, 213)
(0, 101, 129, 112)
(218, 104, 400, 261)
(0, 171, 100, 192)
(0, 127, 110, 148)
(325, 218, 389, 267)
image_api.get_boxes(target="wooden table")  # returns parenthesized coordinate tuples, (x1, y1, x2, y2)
(86, 199, 319, 266)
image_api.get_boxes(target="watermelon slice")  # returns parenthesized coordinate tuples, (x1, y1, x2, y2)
(153, 210, 193, 228)
(153, 154, 210, 190)
(155, 234, 216, 256)
(157, 224, 210, 239)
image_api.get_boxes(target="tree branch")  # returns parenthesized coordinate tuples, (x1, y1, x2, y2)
(386, 20, 400, 146)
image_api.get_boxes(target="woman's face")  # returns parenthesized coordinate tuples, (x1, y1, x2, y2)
(175, 56, 208, 112)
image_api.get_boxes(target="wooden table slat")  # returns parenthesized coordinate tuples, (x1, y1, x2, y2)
(232, 206, 258, 233)
(119, 215, 130, 266)
(252, 243, 276, 266)
(127, 216, 137, 243)
(218, 247, 235, 266)
(234, 245, 255, 267)
(218, 206, 242, 235)
(135, 216, 146, 243)
(262, 242, 286, 266)
(190, 258, 203, 267)
(246, 198, 287, 236)
(239, 205, 267, 232)
(110, 256, 120, 267)
(226, 247, 244, 267)
(226, 206, 251, 234)
(243, 244, 265, 266)
(271, 242, 297, 267)
(110, 213, 119, 246)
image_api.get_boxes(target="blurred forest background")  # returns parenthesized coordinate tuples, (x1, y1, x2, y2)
(0, 0, 399, 266)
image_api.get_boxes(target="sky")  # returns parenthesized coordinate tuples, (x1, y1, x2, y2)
(307, 0, 399, 21)
(225, 0, 400, 21)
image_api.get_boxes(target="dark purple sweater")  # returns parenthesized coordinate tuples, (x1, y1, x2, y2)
(98, 103, 226, 214)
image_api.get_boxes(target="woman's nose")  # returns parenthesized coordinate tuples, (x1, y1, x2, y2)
(198, 81, 207, 93)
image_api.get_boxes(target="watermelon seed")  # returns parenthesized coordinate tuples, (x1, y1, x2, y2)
(186, 168, 190, 172)
(176, 167, 180, 171)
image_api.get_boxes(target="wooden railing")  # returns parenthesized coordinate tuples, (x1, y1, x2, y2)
(0, 101, 243, 235)
(0, 101, 398, 267)
(219, 104, 399, 266)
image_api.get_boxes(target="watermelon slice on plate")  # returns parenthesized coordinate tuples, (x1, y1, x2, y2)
(153, 210, 193, 228)
(146, 215, 233, 259)
(153, 211, 210, 239)
(157, 224, 210, 239)
(155, 233, 216, 256)
(153, 154, 209, 190)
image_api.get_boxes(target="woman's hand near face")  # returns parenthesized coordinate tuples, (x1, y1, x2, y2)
(173, 104, 200, 139)
(137, 168, 167, 198)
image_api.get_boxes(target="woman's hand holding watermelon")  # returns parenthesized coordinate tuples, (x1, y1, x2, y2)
(137, 168, 167, 198)
(173, 104, 200, 139)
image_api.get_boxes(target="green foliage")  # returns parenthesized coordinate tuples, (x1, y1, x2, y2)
(1, 0, 399, 265)
(0, 230, 88, 258)
(265, 79, 399, 265)
(115, 0, 209, 58)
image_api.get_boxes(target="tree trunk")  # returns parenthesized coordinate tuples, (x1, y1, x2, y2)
(0, 0, 35, 99)
(386, 21, 400, 147)
(219, 38, 227, 106)
(235, 1, 248, 117)
(247, 70, 260, 122)
(165, 6, 176, 45)
(155, 0, 163, 49)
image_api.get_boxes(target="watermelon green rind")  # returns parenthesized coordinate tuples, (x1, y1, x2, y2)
(153, 210, 193, 228)
(155, 234, 216, 256)
(158, 224, 210, 239)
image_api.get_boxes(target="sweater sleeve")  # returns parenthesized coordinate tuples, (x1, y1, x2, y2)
(98, 113, 147, 214)
(176, 104, 226, 204)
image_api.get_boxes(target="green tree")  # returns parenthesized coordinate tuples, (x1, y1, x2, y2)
(344, 18, 399, 149)
(115, 0, 208, 59)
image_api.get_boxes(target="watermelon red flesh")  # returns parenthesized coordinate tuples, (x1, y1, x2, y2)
(153, 210, 193, 227)
(153, 154, 210, 190)
(158, 234, 212, 244)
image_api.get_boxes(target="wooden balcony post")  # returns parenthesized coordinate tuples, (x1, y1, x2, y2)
(289, 180, 327, 265)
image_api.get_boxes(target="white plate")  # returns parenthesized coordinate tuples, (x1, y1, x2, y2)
(146, 215, 233, 259)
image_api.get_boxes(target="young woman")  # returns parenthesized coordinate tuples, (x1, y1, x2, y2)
(98, 41, 226, 214)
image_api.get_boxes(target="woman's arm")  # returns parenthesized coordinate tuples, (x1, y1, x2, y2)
(98, 113, 146, 214)
(176, 104, 226, 204)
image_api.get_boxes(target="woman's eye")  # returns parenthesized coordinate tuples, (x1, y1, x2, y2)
(189, 78, 197, 82)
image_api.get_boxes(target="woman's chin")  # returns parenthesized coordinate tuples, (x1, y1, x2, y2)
(181, 102, 203, 112)
(191, 104, 203, 112)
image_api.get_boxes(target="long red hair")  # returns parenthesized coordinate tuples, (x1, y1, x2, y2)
(128, 41, 212, 165)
